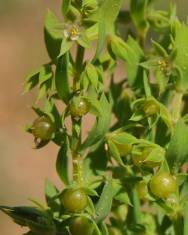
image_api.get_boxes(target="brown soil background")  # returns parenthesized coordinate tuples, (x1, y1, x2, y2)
(0, 0, 187, 234)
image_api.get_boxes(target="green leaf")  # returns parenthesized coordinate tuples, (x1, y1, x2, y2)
(56, 136, 71, 185)
(130, 0, 149, 33)
(24, 68, 40, 93)
(93, 221, 102, 235)
(180, 179, 188, 201)
(143, 71, 151, 98)
(94, 20, 106, 61)
(38, 65, 53, 86)
(155, 69, 169, 95)
(59, 38, 73, 57)
(78, 32, 91, 48)
(152, 40, 168, 58)
(0, 206, 56, 235)
(166, 119, 188, 172)
(44, 10, 63, 60)
(99, 0, 122, 33)
(37, 64, 53, 101)
(110, 132, 137, 145)
(176, 173, 188, 186)
(85, 63, 99, 89)
(108, 140, 124, 166)
(45, 179, 61, 212)
(83, 144, 108, 184)
(109, 35, 130, 61)
(159, 102, 173, 131)
(55, 53, 70, 103)
(81, 94, 111, 150)
(94, 0, 122, 60)
(125, 36, 144, 88)
(0, 206, 42, 227)
(95, 180, 114, 223)
(27, 219, 56, 235)
(145, 147, 165, 164)
(184, 202, 188, 235)
(32, 106, 54, 122)
(114, 190, 132, 205)
(158, 159, 170, 173)
(173, 21, 188, 91)
(84, 96, 103, 116)
(61, 0, 71, 16)
(100, 222, 109, 235)
(44, 100, 62, 128)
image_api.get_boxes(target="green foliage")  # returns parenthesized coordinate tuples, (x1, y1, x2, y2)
(2, 1, 188, 235)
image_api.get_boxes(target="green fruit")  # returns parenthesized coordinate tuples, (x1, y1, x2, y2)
(132, 148, 160, 169)
(69, 96, 89, 118)
(108, 227, 121, 235)
(149, 172, 177, 198)
(32, 116, 55, 140)
(69, 217, 94, 235)
(136, 181, 148, 200)
(114, 204, 128, 222)
(143, 100, 159, 117)
(60, 188, 88, 213)
(116, 143, 132, 157)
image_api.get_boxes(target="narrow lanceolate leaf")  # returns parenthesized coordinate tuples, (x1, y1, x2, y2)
(94, 0, 123, 60)
(108, 140, 124, 166)
(94, 20, 106, 61)
(173, 21, 188, 91)
(37, 64, 53, 101)
(130, 0, 149, 32)
(166, 119, 188, 172)
(61, 0, 71, 17)
(81, 93, 111, 150)
(24, 68, 40, 93)
(44, 10, 63, 60)
(125, 36, 144, 88)
(45, 180, 61, 212)
(85, 63, 99, 89)
(0, 206, 42, 226)
(95, 180, 114, 223)
(99, 0, 123, 33)
(83, 144, 108, 183)
(100, 222, 109, 235)
(0, 206, 56, 235)
(55, 53, 70, 103)
(56, 136, 71, 185)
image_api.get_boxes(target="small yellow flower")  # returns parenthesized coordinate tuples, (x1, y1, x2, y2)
(64, 25, 80, 41)
(158, 59, 170, 76)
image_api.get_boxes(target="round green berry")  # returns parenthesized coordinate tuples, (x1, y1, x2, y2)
(60, 188, 88, 213)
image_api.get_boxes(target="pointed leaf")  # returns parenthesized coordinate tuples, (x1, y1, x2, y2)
(95, 180, 114, 223)
(56, 136, 71, 185)
(55, 53, 70, 103)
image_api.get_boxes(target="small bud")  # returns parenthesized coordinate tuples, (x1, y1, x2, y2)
(82, 0, 98, 17)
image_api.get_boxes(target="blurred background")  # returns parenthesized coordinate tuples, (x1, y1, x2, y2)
(0, 0, 187, 234)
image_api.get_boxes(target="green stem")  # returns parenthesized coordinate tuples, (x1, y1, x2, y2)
(71, 45, 85, 184)
(172, 91, 183, 125)
(73, 157, 84, 184)
(132, 187, 142, 225)
(138, 30, 147, 49)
